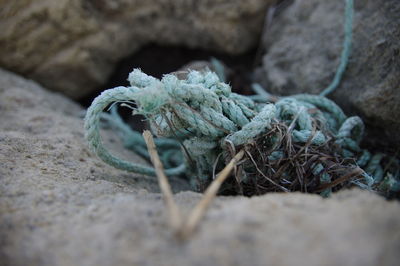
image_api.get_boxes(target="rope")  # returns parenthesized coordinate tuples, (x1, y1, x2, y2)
(83, 0, 399, 196)
(84, 69, 399, 195)
(320, 0, 354, 96)
(84, 86, 186, 176)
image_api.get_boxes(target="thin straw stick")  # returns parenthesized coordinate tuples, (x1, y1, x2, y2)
(179, 150, 245, 239)
(143, 130, 183, 232)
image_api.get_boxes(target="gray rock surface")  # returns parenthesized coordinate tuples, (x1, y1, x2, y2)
(1, 69, 400, 266)
(255, 0, 400, 148)
(0, 0, 274, 99)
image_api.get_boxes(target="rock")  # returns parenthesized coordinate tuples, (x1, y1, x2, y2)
(0, 0, 275, 99)
(0, 67, 190, 192)
(254, 0, 400, 148)
(1, 69, 400, 266)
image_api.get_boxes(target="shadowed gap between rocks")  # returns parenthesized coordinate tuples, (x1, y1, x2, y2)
(79, 43, 259, 132)
(80, 44, 259, 106)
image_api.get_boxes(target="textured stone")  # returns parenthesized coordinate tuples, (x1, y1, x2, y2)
(255, 0, 400, 148)
(1, 69, 400, 266)
(0, 0, 274, 99)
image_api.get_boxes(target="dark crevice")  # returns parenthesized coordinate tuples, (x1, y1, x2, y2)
(78, 43, 258, 132)
(79, 43, 258, 108)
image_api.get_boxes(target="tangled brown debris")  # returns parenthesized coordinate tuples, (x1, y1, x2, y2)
(220, 122, 365, 197)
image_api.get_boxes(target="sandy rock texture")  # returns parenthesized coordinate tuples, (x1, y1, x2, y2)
(1, 69, 400, 266)
(0, 0, 275, 99)
(255, 0, 400, 148)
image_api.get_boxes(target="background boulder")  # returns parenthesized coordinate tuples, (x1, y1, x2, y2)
(0, 0, 274, 99)
(254, 0, 400, 149)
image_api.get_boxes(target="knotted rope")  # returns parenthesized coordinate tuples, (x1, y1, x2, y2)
(84, 68, 399, 195)
(84, 0, 399, 196)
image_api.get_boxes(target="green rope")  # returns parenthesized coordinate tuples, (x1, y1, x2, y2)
(100, 106, 183, 169)
(84, 86, 186, 176)
(210, 57, 227, 83)
(320, 0, 354, 96)
(83, 0, 399, 196)
(83, 69, 400, 195)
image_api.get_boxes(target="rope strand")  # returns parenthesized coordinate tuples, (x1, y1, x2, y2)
(83, 0, 399, 196)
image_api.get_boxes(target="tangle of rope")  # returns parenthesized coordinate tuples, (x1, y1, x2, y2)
(84, 0, 399, 196)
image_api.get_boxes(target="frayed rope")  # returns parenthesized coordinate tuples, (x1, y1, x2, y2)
(84, 0, 399, 196)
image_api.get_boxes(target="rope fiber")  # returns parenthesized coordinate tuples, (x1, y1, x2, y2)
(84, 0, 399, 196)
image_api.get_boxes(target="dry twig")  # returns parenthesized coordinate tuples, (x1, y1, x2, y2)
(179, 150, 245, 239)
(143, 130, 183, 233)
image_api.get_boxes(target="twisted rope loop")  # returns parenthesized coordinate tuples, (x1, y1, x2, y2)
(84, 69, 399, 194)
(84, 0, 399, 195)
